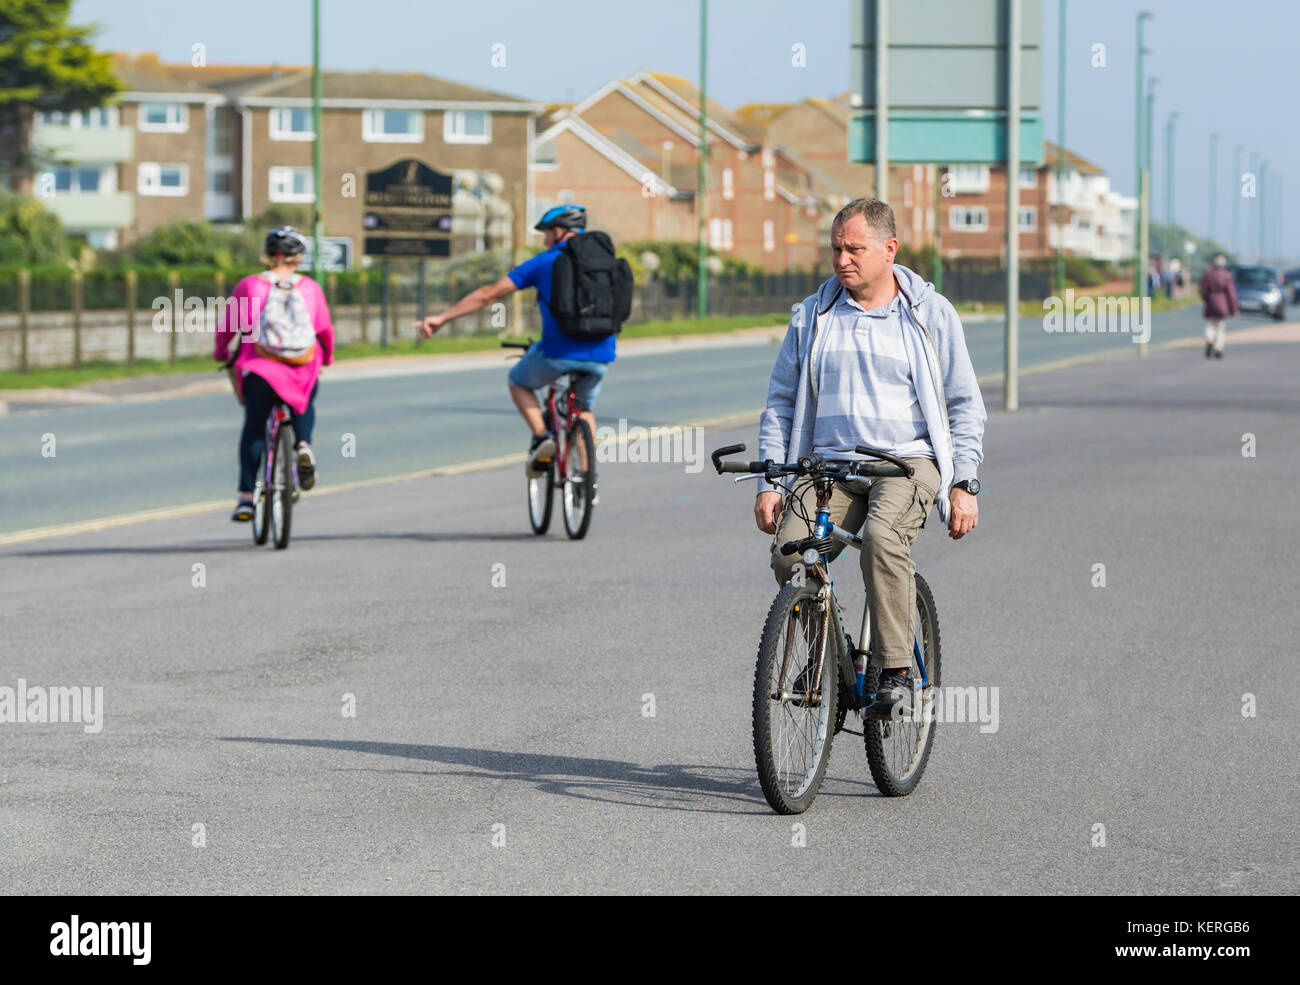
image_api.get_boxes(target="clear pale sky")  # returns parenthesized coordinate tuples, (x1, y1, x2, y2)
(75, 0, 1296, 262)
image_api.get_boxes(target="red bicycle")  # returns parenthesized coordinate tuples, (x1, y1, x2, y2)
(502, 340, 597, 539)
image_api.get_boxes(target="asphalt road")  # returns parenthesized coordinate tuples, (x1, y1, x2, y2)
(0, 298, 1238, 535)
(1, 326, 1296, 894)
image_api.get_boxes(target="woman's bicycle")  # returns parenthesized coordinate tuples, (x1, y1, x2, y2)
(251, 400, 300, 550)
(502, 340, 596, 539)
(712, 443, 942, 814)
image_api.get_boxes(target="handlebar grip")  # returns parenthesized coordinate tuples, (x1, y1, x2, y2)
(780, 540, 801, 556)
(711, 443, 746, 473)
(854, 445, 914, 476)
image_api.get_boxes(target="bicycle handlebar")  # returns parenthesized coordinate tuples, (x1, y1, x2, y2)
(500, 339, 534, 351)
(710, 443, 913, 480)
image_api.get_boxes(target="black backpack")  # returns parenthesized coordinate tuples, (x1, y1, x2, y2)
(549, 231, 633, 342)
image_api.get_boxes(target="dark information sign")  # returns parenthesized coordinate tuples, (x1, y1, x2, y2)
(363, 159, 453, 257)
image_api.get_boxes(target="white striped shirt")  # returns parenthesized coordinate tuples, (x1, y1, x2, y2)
(811, 291, 936, 462)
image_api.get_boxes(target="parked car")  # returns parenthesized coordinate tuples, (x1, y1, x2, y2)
(1232, 265, 1286, 320)
(1284, 267, 1300, 304)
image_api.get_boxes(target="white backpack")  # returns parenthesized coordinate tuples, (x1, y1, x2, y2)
(256, 273, 316, 364)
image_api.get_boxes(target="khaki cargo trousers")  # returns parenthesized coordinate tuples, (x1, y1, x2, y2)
(770, 457, 940, 669)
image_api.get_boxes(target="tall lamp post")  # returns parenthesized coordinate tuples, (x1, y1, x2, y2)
(1133, 11, 1153, 297)
(1055, 0, 1066, 296)
(311, 0, 323, 279)
(696, 0, 708, 319)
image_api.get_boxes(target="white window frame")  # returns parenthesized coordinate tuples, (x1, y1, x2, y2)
(363, 108, 423, 143)
(41, 107, 120, 129)
(137, 102, 188, 133)
(138, 162, 189, 196)
(763, 168, 775, 202)
(268, 166, 315, 203)
(443, 110, 491, 145)
(269, 107, 315, 141)
(1018, 165, 1038, 188)
(949, 206, 989, 232)
(722, 167, 734, 201)
(763, 219, 775, 253)
(1019, 206, 1037, 231)
(949, 164, 989, 195)
(46, 165, 113, 195)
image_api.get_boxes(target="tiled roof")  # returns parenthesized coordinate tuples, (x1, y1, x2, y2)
(1043, 141, 1104, 175)
(641, 72, 764, 145)
(111, 53, 530, 106)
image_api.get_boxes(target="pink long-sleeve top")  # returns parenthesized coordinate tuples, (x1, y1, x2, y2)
(213, 272, 335, 414)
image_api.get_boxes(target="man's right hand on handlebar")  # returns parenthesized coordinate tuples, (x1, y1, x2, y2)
(755, 490, 782, 534)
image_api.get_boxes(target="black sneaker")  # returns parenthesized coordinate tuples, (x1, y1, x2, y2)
(1205, 342, 1213, 359)
(231, 498, 254, 522)
(1214, 349, 1224, 359)
(296, 443, 316, 490)
(526, 433, 556, 478)
(869, 667, 913, 716)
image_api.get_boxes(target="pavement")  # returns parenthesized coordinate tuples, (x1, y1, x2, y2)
(1, 322, 1296, 894)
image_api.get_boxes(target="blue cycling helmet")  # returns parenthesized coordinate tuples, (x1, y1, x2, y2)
(534, 204, 587, 232)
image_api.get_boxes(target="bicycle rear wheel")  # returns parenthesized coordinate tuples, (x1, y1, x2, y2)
(863, 572, 941, 796)
(561, 418, 596, 540)
(271, 423, 294, 549)
(753, 581, 838, 814)
(252, 443, 270, 545)
(527, 456, 554, 535)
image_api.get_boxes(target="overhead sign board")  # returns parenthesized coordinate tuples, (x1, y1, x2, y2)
(849, 0, 1044, 164)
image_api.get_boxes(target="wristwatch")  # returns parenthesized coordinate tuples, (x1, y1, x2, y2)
(953, 478, 980, 496)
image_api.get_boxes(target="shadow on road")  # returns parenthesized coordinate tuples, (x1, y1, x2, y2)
(220, 736, 788, 814)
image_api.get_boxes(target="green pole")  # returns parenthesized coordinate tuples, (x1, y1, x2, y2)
(1133, 12, 1151, 297)
(1209, 132, 1218, 245)
(1144, 77, 1155, 266)
(1165, 110, 1177, 231)
(1055, 0, 1065, 296)
(696, 0, 708, 319)
(311, 0, 323, 279)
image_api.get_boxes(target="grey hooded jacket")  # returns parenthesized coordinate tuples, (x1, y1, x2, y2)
(757, 263, 987, 525)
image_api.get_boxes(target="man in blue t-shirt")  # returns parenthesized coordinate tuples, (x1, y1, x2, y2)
(417, 204, 615, 476)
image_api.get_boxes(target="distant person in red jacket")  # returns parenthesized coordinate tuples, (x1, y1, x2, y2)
(1199, 254, 1239, 360)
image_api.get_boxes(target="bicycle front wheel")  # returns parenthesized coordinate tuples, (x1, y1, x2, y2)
(271, 423, 294, 549)
(527, 458, 554, 535)
(863, 572, 941, 796)
(753, 581, 838, 814)
(561, 418, 596, 540)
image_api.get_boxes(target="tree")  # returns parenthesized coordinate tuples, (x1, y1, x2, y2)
(0, 0, 120, 186)
(0, 190, 67, 263)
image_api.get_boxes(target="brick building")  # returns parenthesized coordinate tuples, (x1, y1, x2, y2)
(532, 72, 822, 271)
(12, 53, 540, 260)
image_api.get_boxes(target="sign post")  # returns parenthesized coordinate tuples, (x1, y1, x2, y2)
(851, 0, 1043, 412)
(363, 159, 453, 259)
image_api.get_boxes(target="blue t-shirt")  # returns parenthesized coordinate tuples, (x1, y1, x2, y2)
(507, 244, 617, 363)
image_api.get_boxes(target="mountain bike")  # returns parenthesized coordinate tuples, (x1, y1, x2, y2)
(502, 340, 596, 539)
(251, 400, 299, 550)
(712, 443, 942, 814)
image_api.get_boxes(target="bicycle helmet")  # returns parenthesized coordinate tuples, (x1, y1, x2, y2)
(265, 226, 308, 258)
(534, 204, 587, 232)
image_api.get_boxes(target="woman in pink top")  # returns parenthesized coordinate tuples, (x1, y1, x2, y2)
(213, 226, 335, 521)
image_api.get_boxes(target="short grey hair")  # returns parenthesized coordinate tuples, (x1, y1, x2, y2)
(832, 197, 896, 241)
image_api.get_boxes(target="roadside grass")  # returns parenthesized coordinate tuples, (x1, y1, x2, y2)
(0, 312, 793, 391)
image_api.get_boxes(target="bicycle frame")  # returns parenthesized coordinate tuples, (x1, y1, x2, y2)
(256, 402, 299, 502)
(541, 377, 582, 486)
(794, 476, 930, 711)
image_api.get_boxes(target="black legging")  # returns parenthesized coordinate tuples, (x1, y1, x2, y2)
(238, 373, 318, 494)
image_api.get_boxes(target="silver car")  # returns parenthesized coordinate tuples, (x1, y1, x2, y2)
(1233, 265, 1286, 321)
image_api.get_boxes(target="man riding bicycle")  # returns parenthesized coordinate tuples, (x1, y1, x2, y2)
(416, 204, 615, 479)
(214, 226, 335, 520)
(757, 198, 986, 710)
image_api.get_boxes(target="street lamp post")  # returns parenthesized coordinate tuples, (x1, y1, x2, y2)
(696, 0, 708, 320)
(1055, 0, 1066, 297)
(1232, 145, 1241, 256)
(1133, 11, 1152, 296)
(1142, 75, 1156, 296)
(1209, 132, 1219, 246)
(1165, 111, 1178, 232)
(311, 0, 323, 280)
